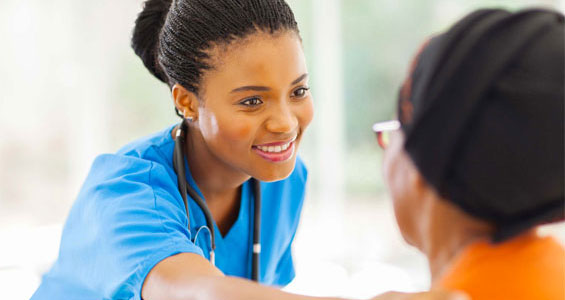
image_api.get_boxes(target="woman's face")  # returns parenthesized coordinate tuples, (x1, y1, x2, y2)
(192, 31, 313, 182)
(382, 130, 424, 246)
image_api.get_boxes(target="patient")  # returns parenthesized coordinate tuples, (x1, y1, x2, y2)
(373, 8, 564, 300)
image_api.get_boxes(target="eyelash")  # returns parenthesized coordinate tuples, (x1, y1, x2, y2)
(292, 86, 310, 99)
(239, 97, 263, 107)
(237, 86, 311, 108)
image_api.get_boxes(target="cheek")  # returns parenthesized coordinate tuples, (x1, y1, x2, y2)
(382, 149, 398, 197)
(383, 148, 415, 241)
(199, 112, 220, 138)
(235, 125, 252, 140)
(200, 110, 255, 147)
(221, 120, 253, 142)
(385, 163, 403, 215)
(296, 99, 314, 129)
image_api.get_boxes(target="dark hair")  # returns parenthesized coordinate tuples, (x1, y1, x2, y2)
(132, 0, 299, 105)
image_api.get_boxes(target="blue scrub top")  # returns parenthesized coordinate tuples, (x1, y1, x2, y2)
(32, 124, 307, 300)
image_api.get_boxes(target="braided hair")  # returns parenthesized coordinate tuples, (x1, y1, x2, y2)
(131, 0, 299, 116)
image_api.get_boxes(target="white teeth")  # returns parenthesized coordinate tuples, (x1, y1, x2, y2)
(257, 141, 293, 153)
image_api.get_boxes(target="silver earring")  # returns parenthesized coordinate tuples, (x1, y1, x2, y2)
(182, 111, 193, 122)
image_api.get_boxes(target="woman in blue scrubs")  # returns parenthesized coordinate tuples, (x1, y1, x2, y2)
(31, 1, 466, 300)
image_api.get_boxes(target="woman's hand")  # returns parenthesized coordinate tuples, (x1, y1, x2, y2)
(372, 291, 470, 300)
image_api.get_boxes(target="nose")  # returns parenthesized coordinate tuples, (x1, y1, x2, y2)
(265, 101, 298, 134)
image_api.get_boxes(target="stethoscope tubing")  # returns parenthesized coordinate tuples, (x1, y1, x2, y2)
(173, 120, 261, 282)
(251, 178, 261, 281)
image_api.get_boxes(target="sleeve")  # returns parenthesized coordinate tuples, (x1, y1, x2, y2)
(54, 154, 204, 300)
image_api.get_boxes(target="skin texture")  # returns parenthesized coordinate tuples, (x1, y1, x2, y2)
(142, 31, 469, 300)
(382, 129, 493, 282)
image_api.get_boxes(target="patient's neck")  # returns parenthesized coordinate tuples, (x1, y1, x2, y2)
(419, 197, 493, 283)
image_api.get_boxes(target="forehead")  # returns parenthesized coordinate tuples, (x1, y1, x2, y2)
(203, 31, 307, 88)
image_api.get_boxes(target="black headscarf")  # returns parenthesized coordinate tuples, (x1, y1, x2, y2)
(398, 8, 565, 242)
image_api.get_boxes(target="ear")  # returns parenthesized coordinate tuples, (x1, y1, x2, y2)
(172, 83, 200, 121)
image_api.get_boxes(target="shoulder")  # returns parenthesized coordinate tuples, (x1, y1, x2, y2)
(83, 125, 177, 190)
(57, 150, 197, 299)
(76, 125, 183, 223)
(83, 153, 174, 199)
(115, 124, 176, 162)
(438, 235, 565, 300)
(74, 153, 183, 240)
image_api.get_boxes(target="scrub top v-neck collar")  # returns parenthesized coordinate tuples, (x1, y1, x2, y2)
(180, 151, 255, 274)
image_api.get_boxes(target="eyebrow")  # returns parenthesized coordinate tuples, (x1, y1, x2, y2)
(230, 73, 309, 93)
(291, 73, 309, 85)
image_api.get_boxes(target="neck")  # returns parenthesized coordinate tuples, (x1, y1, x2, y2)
(182, 126, 250, 200)
(418, 196, 492, 283)
(179, 125, 250, 235)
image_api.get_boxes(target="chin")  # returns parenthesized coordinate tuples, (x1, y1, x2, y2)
(393, 209, 419, 248)
(401, 231, 417, 248)
(252, 157, 297, 182)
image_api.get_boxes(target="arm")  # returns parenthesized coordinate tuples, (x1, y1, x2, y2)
(373, 292, 469, 300)
(141, 253, 342, 300)
(142, 253, 469, 300)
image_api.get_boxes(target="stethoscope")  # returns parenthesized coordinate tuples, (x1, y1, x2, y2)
(172, 120, 262, 282)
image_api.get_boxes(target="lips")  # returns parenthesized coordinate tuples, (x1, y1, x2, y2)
(252, 136, 297, 163)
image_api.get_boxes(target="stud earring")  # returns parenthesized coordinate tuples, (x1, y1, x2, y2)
(182, 111, 193, 122)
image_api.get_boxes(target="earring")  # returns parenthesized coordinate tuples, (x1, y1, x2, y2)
(182, 111, 193, 122)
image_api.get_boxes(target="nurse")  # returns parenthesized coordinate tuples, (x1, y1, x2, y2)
(31, 0, 467, 299)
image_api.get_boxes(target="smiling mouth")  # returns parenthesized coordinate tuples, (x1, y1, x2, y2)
(252, 136, 297, 162)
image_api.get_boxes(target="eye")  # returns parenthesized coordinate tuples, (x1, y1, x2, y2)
(292, 87, 310, 99)
(239, 97, 263, 107)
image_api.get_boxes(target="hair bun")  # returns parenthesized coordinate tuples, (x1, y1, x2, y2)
(131, 0, 173, 84)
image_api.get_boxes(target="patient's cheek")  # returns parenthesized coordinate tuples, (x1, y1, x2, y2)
(383, 147, 401, 196)
(383, 141, 418, 244)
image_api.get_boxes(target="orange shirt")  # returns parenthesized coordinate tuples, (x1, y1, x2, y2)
(437, 232, 565, 300)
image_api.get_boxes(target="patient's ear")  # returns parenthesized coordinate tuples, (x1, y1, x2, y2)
(172, 84, 200, 121)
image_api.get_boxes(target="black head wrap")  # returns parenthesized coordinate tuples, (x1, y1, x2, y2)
(398, 8, 565, 242)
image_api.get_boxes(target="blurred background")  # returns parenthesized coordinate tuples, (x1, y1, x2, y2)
(1, 0, 564, 299)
